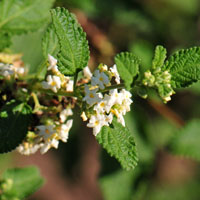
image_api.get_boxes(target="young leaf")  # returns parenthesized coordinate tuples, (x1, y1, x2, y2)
(0, 0, 55, 34)
(96, 118, 138, 170)
(0, 100, 32, 153)
(51, 7, 90, 76)
(168, 119, 200, 161)
(0, 167, 44, 199)
(42, 24, 60, 58)
(152, 45, 167, 69)
(115, 52, 140, 90)
(163, 47, 200, 88)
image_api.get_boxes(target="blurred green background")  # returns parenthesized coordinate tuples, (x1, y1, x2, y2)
(1, 0, 200, 199)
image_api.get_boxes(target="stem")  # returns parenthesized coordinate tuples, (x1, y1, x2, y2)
(31, 92, 44, 113)
(101, 83, 125, 93)
(73, 70, 79, 92)
(148, 99, 185, 128)
(36, 88, 75, 97)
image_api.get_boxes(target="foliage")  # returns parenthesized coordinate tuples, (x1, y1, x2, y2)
(115, 52, 140, 90)
(50, 7, 89, 76)
(96, 118, 138, 170)
(0, 0, 54, 34)
(42, 24, 59, 58)
(163, 47, 200, 88)
(0, 0, 200, 199)
(0, 100, 32, 153)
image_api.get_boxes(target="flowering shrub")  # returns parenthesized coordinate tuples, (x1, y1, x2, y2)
(0, 1, 200, 199)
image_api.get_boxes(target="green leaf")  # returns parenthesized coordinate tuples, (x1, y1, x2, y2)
(152, 45, 167, 69)
(168, 119, 200, 161)
(0, 31, 12, 51)
(115, 52, 140, 90)
(0, 100, 32, 153)
(0, 0, 55, 34)
(51, 7, 90, 76)
(163, 47, 200, 88)
(96, 118, 138, 170)
(42, 24, 60, 58)
(0, 166, 44, 199)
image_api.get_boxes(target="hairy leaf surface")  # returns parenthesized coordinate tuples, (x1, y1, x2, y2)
(152, 45, 167, 69)
(115, 52, 140, 90)
(96, 118, 138, 170)
(42, 24, 60, 58)
(164, 47, 200, 88)
(51, 7, 90, 76)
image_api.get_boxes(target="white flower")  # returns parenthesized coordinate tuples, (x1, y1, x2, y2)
(109, 89, 123, 105)
(47, 55, 60, 74)
(48, 54, 57, 67)
(81, 112, 88, 121)
(57, 119, 73, 142)
(66, 80, 74, 92)
(49, 65, 59, 73)
(15, 67, 25, 75)
(36, 125, 55, 139)
(40, 137, 59, 154)
(83, 85, 102, 106)
(110, 108, 125, 126)
(120, 89, 132, 114)
(87, 114, 105, 136)
(42, 75, 61, 93)
(94, 101, 107, 113)
(16, 142, 41, 155)
(83, 66, 92, 79)
(91, 70, 110, 89)
(110, 64, 120, 84)
(117, 113, 125, 126)
(60, 108, 73, 123)
(100, 64, 108, 72)
(104, 113, 113, 125)
(0, 63, 14, 77)
(36, 124, 59, 154)
(164, 96, 171, 102)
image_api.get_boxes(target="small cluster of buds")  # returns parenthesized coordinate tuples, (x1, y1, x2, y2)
(143, 68, 175, 102)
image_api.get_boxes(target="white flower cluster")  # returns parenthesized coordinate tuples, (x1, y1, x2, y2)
(42, 55, 73, 93)
(82, 65, 132, 136)
(16, 108, 73, 155)
(0, 63, 25, 78)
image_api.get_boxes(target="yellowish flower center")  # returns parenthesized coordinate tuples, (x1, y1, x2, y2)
(95, 120, 99, 126)
(89, 93, 94, 98)
(45, 129, 50, 134)
(111, 109, 118, 117)
(100, 102, 105, 107)
(51, 81, 56, 86)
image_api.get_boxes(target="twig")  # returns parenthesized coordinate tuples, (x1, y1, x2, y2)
(148, 99, 185, 128)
